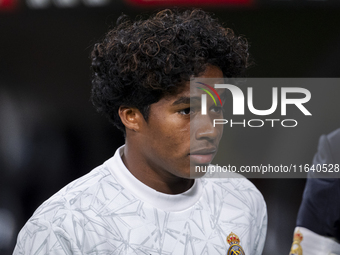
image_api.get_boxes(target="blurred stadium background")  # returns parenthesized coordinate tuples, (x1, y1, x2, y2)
(1, 0, 340, 254)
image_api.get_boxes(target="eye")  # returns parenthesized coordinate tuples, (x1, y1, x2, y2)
(211, 106, 223, 114)
(178, 107, 192, 115)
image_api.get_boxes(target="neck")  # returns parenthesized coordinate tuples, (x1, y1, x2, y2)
(122, 142, 194, 195)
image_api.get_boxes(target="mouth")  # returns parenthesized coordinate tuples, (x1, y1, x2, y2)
(189, 147, 217, 165)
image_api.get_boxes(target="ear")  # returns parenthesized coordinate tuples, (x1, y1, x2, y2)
(118, 106, 144, 132)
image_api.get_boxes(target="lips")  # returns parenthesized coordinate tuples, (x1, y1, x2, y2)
(189, 147, 216, 165)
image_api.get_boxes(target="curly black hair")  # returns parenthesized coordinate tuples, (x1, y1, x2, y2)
(91, 9, 250, 133)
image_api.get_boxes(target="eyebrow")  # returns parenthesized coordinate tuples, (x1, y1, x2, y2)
(172, 91, 228, 106)
(220, 90, 227, 102)
(171, 96, 201, 106)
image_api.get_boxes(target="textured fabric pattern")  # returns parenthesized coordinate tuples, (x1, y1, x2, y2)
(14, 148, 267, 255)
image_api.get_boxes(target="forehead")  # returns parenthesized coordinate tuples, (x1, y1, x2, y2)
(171, 65, 226, 101)
(190, 79, 225, 98)
(153, 65, 226, 106)
(160, 81, 226, 107)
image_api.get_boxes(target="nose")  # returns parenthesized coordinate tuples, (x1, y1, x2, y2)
(194, 115, 220, 141)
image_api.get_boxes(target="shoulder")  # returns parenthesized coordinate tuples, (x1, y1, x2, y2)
(314, 128, 340, 165)
(14, 159, 130, 253)
(309, 128, 340, 177)
(27, 158, 128, 226)
(14, 217, 82, 254)
(326, 128, 340, 145)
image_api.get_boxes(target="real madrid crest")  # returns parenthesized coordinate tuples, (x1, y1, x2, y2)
(226, 232, 245, 255)
(289, 229, 303, 255)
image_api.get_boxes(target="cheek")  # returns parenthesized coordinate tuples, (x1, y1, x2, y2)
(156, 115, 189, 137)
(217, 124, 224, 139)
(151, 116, 190, 152)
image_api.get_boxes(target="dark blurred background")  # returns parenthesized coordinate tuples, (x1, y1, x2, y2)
(1, 0, 340, 254)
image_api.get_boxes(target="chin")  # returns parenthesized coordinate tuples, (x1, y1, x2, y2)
(169, 165, 198, 179)
(189, 164, 208, 179)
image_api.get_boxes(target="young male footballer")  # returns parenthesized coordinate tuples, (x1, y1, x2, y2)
(14, 9, 267, 255)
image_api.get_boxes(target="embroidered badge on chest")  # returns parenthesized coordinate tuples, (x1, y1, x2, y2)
(226, 232, 245, 255)
(289, 229, 303, 255)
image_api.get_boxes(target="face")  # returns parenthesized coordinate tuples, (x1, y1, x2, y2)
(138, 65, 225, 179)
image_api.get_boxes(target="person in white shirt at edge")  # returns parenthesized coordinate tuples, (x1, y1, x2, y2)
(13, 9, 267, 255)
(290, 129, 340, 255)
